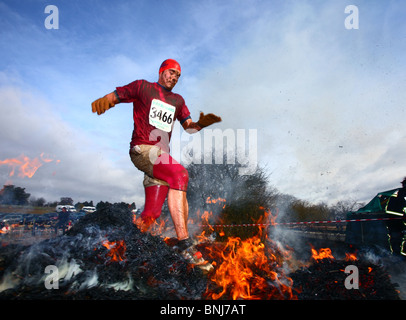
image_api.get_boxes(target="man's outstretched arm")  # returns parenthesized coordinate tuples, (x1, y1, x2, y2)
(182, 112, 222, 133)
(91, 92, 120, 115)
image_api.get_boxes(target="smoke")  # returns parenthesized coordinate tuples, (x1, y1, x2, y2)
(184, 1, 406, 205)
(0, 204, 207, 299)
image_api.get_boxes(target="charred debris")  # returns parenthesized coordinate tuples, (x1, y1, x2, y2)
(0, 203, 402, 300)
(0, 203, 206, 300)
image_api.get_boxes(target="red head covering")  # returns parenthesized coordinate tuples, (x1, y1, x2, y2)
(159, 59, 181, 74)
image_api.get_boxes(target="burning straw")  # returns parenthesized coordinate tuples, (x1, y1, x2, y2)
(0, 203, 206, 299)
(0, 202, 401, 300)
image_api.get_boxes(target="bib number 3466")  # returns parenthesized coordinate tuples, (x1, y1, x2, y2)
(149, 99, 175, 132)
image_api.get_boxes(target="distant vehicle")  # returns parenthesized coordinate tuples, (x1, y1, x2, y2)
(70, 212, 86, 222)
(34, 215, 50, 224)
(22, 214, 36, 223)
(32, 212, 58, 226)
(56, 205, 77, 213)
(81, 206, 96, 213)
(1, 214, 23, 224)
(44, 212, 58, 220)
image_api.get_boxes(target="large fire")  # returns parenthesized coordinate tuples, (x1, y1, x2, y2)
(0, 201, 400, 300)
(0, 153, 60, 179)
(203, 235, 296, 300)
(128, 195, 395, 300)
(135, 198, 298, 300)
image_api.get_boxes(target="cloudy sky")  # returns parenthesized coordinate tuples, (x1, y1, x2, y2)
(0, 0, 405, 208)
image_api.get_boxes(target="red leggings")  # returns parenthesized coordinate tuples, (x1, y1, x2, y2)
(153, 153, 189, 191)
(140, 153, 189, 224)
(140, 185, 169, 224)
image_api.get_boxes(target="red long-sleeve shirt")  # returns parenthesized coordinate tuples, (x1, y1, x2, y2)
(115, 80, 191, 152)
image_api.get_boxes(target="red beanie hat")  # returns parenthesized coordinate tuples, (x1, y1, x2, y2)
(159, 59, 181, 74)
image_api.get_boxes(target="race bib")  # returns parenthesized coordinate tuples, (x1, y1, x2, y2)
(149, 99, 175, 132)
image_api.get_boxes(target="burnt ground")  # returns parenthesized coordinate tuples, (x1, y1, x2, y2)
(290, 258, 400, 300)
(0, 203, 206, 299)
(0, 204, 403, 300)
(271, 227, 405, 300)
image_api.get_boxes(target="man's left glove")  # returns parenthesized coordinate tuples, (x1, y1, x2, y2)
(91, 96, 115, 115)
(197, 112, 222, 128)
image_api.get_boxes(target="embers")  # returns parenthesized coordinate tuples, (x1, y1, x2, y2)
(290, 254, 400, 300)
(310, 246, 335, 261)
(0, 203, 207, 300)
(0, 202, 402, 300)
(100, 239, 127, 264)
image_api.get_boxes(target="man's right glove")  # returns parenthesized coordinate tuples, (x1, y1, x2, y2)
(91, 96, 115, 115)
(197, 112, 222, 128)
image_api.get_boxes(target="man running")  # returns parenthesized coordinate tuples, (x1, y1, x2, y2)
(91, 59, 221, 266)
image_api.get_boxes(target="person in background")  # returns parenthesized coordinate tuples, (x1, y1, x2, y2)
(55, 207, 70, 235)
(386, 177, 406, 256)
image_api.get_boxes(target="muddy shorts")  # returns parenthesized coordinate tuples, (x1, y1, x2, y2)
(129, 145, 170, 188)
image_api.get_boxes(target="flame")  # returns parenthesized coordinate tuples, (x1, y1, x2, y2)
(132, 200, 297, 300)
(133, 214, 169, 236)
(102, 240, 126, 263)
(345, 252, 357, 261)
(259, 206, 278, 226)
(0, 153, 59, 179)
(202, 209, 296, 300)
(310, 246, 334, 261)
(200, 210, 215, 233)
(206, 197, 226, 204)
(206, 197, 227, 209)
(204, 235, 296, 300)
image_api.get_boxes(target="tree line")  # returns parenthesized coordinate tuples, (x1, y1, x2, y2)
(185, 160, 364, 239)
(0, 185, 136, 212)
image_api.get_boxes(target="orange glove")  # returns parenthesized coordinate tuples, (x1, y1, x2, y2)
(197, 112, 222, 128)
(91, 96, 115, 115)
